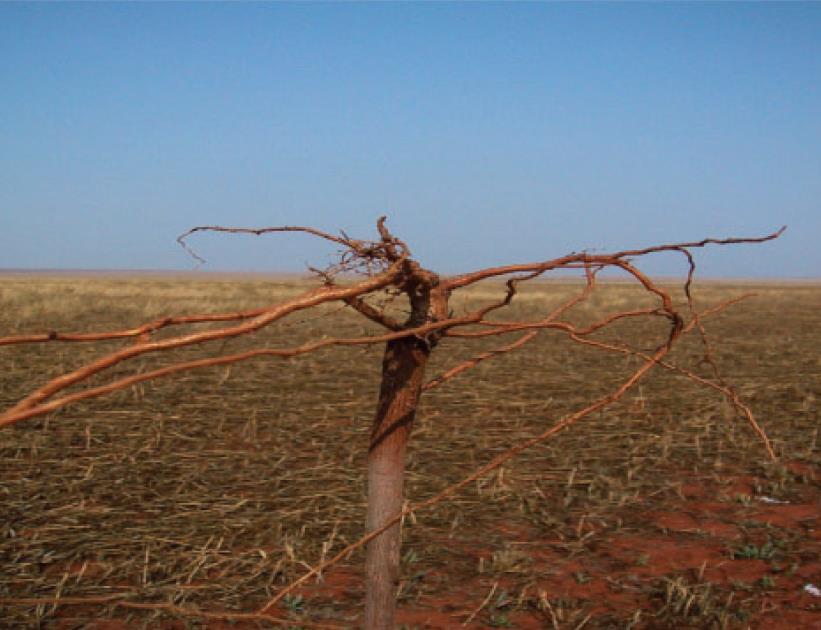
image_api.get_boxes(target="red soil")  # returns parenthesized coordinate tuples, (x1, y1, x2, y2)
(46, 461, 820, 628)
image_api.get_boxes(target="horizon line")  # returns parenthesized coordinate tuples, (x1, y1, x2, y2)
(1, 267, 819, 284)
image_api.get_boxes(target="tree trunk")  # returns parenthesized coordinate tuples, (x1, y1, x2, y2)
(365, 336, 431, 629)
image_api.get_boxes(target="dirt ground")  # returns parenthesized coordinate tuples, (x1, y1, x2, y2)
(0, 275, 818, 628)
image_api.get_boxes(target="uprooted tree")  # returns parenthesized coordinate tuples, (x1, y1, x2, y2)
(0, 218, 784, 628)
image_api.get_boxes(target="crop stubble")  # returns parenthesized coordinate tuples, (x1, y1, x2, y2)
(0, 275, 818, 628)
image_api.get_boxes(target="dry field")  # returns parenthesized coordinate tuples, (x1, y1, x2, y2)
(0, 274, 819, 629)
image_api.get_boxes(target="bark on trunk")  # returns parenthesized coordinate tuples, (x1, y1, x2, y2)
(364, 336, 431, 629)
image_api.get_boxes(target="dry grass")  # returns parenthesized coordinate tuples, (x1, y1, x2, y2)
(0, 274, 818, 628)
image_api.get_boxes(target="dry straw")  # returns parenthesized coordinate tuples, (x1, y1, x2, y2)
(0, 219, 787, 626)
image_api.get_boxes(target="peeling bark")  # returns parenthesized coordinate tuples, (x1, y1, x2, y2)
(365, 337, 431, 629)
(364, 273, 449, 629)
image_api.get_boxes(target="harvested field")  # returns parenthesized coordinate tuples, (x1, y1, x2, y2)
(0, 274, 819, 628)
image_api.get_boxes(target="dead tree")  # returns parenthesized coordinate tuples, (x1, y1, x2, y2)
(0, 218, 783, 628)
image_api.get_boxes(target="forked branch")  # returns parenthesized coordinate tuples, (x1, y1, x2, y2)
(0, 218, 785, 627)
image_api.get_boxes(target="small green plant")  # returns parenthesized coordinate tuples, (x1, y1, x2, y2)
(734, 493, 753, 506)
(489, 612, 513, 627)
(636, 553, 650, 566)
(396, 570, 428, 603)
(734, 608, 752, 622)
(283, 593, 305, 614)
(759, 575, 776, 589)
(732, 542, 775, 560)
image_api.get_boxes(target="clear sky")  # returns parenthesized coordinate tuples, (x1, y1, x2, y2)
(1, 3, 819, 278)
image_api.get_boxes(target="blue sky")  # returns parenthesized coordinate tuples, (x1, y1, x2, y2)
(1, 3, 819, 277)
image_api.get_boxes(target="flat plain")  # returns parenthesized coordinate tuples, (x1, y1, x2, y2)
(0, 274, 818, 629)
